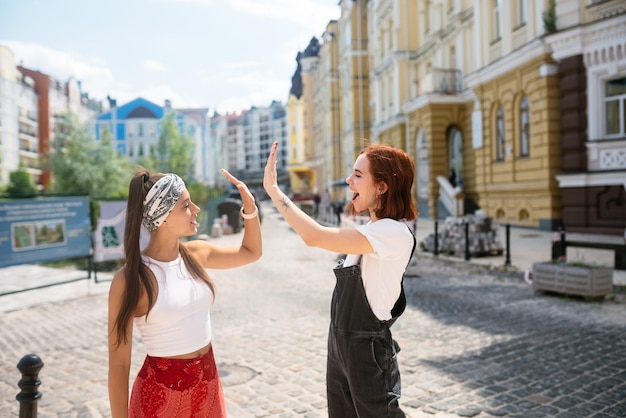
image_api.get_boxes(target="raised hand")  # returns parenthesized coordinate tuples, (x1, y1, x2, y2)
(221, 169, 255, 208)
(263, 141, 279, 193)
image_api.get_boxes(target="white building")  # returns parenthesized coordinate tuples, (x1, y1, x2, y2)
(0, 44, 36, 184)
(233, 101, 289, 189)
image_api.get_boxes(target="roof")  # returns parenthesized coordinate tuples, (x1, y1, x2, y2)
(96, 97, 164, 121)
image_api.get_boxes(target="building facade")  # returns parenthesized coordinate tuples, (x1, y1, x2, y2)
(94, 97, 209, 182)
(548, 0, 626, 236)
(319, 20, 344, 200)
(293, 0, 625, 237)
(339, 0, 371, 184)
(0, 45, 37, 185)
(0, 43, 102, 188)
(239, 101, 289, 189)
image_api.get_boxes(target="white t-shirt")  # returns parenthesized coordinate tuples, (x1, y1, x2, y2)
(342, 218, 414, 321)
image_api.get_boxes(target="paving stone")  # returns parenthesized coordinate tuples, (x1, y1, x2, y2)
(1, 207, 625, 417)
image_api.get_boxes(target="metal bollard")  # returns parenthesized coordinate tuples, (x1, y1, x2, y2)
(464, 222, 471, 261)
(505, 224, 511, 267)
(560, 228, 566, 259)
(16, 354, 43, 418)
(434, 220, 439, 257)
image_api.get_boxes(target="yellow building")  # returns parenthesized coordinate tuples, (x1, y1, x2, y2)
(338, 0, 371, 198)
(301, 0, 625, 234)
(370, 0, 564, 230)
(317, 20, 345, 200)
(286, 91, 306, 193)
(286, 39, 322, 195)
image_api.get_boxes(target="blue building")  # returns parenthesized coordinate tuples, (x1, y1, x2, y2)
(94, 97, 212, 183)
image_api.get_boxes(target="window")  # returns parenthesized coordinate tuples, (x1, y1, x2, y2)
(493, 0, 502, 41)
(496, 106, 505, 161)
(605, 77, 626, 137)
(518, 209, 529, 221)
(518, 0, 527, 25)
(520, 96, 530, 156)
(450, 46, 456, 68)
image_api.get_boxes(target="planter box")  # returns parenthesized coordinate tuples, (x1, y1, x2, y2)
(532, 262, 614, 298)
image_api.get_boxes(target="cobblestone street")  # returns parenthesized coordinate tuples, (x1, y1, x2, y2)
(1, 204, 625, 417)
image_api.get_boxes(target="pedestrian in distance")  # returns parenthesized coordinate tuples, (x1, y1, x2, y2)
(332, 200, 344, 226)
(108, 169, 262, 418)
(320, 188, 331, 222)
(448, 167, 457, 188)
(263, 141, 417, 417)
(314, 192, 321, 218)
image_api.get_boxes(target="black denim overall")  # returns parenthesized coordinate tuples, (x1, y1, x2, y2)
(327, 231, 416, 418)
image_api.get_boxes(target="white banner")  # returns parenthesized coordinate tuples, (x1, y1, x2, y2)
(93, 201, 148, 262)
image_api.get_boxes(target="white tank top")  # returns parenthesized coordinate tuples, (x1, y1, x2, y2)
(133, 255, 213, 357)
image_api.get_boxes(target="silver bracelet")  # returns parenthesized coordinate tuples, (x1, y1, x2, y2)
(240, 206, 258, 219)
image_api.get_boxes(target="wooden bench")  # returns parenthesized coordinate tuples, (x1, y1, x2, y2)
(552, 234, 626, 270)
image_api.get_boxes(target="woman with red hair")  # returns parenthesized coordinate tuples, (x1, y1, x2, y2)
(264, 141, 417, 417)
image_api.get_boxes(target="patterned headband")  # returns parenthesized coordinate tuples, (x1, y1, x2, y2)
(142, 173, 185, 231)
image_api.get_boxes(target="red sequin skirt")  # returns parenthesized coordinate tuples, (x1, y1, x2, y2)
(129, 346, 226, 418)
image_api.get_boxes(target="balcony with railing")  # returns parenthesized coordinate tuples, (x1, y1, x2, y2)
(19, 140, 39, 154)
(587, 138, 626, 171)
(415, 68, 463, 96)
(19, 154, 41, 171)
(18, 124, 38, 138)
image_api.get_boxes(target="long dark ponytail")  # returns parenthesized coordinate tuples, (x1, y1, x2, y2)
(112, 169, 216, 348)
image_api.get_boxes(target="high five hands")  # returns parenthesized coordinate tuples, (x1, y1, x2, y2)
(221, 169, 255, 208)
(263, 141, 279, 193)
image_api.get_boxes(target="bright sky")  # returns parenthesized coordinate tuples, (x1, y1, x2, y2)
(0, 0, 340, 114)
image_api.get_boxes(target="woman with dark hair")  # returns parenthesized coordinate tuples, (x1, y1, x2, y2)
(263, 141, 417, 417)
(108, 169, 261, 418)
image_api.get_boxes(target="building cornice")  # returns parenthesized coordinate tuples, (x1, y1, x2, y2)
(464, 38, 552, 90)
(556, 171, 626, 189)
(545, 14, 626, 61)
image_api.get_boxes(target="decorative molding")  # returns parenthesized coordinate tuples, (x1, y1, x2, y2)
(539, 63, 559, 77)
(545, 14, 626, 61)
(556, 171, 626, 189)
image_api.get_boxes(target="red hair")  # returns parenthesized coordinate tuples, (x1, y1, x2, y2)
(347, 144, 417, 221)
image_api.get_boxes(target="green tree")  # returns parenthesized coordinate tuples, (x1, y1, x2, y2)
(47, 112, 131, 198)
(7, 165, 38, 198)
(141, 112, 195, 182)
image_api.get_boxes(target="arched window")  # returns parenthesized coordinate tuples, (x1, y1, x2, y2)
(520, 96, 530, 157)
(519, 209, 530, 221)
(496, 106, 505, 161)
